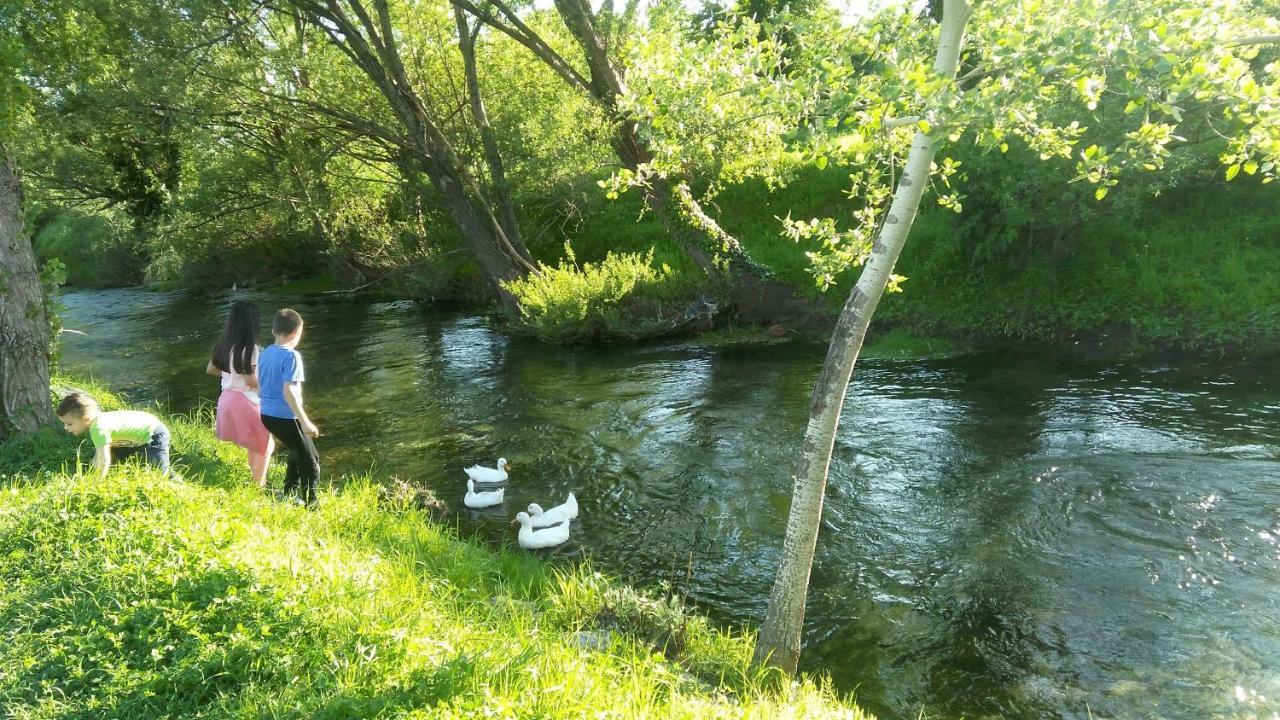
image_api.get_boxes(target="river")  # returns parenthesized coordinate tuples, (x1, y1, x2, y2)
(57, 288, 1280, 720)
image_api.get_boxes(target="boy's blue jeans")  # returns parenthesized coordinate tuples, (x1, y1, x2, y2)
(113, 426, 171, 475)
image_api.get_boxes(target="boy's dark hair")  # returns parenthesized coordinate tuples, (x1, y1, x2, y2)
(272, 308, 304, 336)
(57, 392, 99, 418)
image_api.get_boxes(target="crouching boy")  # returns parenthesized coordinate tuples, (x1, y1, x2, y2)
(57, 392, 171, 479)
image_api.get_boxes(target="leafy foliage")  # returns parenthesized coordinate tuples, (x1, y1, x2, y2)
(503, 245, 675, 340)
(613, 0, 1280, 293)
(8, 0, 1280, 349)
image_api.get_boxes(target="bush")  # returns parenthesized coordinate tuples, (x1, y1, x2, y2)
(32, 209, 142, 287)
(504, 245, 674, 340)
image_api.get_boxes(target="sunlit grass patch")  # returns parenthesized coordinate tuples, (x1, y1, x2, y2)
(0, 382, 870, 719)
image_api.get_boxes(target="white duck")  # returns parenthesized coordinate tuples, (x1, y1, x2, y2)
(464, 457, 510, 487)
(514, 511, 571, 549)
(527, 492, 578, 529)
(464, 477, 504, 509)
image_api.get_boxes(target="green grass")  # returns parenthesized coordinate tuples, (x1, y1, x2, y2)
(878, 180, 1280, 354)
(499, 167, 852, 340)
(524, 167, 849, 311)
(0, 379, 868, 719)
(503, 248, 686, 342)
(517, 167, 1280, 354)
(859, 329, 968, 359)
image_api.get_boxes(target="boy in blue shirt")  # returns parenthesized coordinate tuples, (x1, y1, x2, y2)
(258, 308, 321, 506)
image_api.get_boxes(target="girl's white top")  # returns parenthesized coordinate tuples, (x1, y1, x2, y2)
(221, 345, 261, 403)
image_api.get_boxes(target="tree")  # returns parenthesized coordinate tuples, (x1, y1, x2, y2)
(145, 2, 442, 288)
(451, 0, 831, 327)
(749, 0, 971, 673)
(0, 149, 55, 437)
(1, 18, 54, 435)
(744, 0, 1280, 674)
(270, 0, 537, 310)
(454, 5, 524, 253)
(15, 0, 205, 265)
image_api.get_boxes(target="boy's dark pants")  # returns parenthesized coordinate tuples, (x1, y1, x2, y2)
(113, 427, 171, 475)
(260, 415, 320, 503)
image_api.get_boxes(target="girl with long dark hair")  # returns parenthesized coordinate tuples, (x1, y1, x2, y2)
(206, 301, 274, 485)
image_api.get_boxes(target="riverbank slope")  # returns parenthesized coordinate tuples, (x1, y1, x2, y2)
(0, 380, 865, 719)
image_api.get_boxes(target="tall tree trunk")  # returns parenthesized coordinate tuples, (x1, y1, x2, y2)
(0, 148, 55, 437)
(752, 0, 971, 674)
(453, 7, 528, 260)
(387, 149, 525, 306)
(430, 164, 528, 307)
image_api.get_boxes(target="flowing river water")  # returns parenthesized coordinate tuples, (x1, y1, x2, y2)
(57, 288, 1280, 720)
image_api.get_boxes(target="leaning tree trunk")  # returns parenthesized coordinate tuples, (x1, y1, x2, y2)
(397, 90, 535, 304)
(752, 0, 971, 674)
(0, 148, 55, 437)
(429, 164, 528, 306)
(453, 0, 830, 328)
(283, 0, 531, 312)
(558, 0, 822, 324)
(454, 6, 528, 260)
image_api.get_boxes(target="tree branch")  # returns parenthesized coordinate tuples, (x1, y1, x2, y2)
(1226, 34, 1280, 47)
(447, 0, 592, 95)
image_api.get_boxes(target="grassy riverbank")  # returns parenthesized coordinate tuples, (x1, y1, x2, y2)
(545, 170, 1280, 355)
(0, 380, 866, 719)
(38, 166, 1280, 355)
(876, 181, 1280, 356)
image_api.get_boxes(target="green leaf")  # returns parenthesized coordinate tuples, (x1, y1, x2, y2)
(1243, 161, 1258, 175)
(1225, 164, 1241, 181)
(816, 155, 828, 170)
(1095, 187, 1108, 201)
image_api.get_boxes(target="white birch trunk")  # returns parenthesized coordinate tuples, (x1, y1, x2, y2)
(752, 0, 972, 674)
(0, 148, 55, 437)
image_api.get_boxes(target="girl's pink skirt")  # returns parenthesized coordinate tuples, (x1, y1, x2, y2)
(215, 389, 272, 453)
